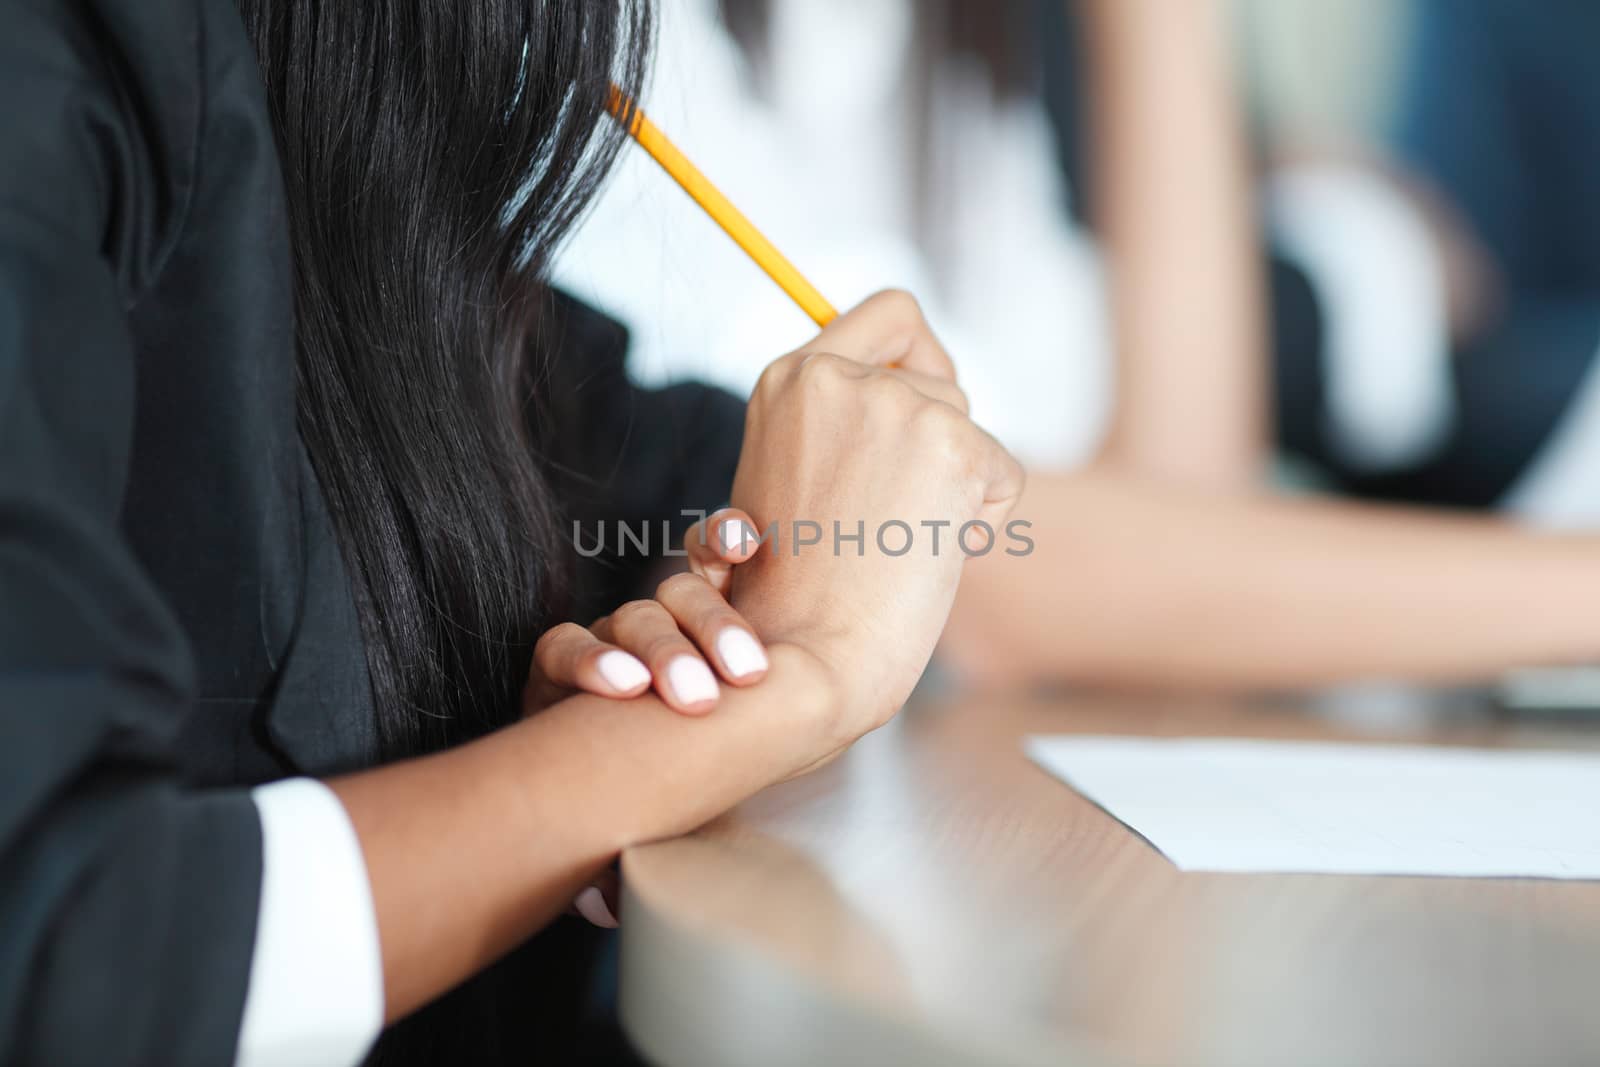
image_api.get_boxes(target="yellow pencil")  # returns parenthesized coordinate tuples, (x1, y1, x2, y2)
(607, 87, 838, 328)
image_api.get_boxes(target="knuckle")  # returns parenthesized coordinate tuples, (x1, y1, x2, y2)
(792, 352, 855, 401)
(610, 599, 660, 629)
(867, 288, 925, 329)
(910, 402, 972, 466)
(796, 350, 849, 383)
(909, 396, 963, 437)
(682, 589, 740, 636)
(753, 355, 794, 401)
(534, 622, 583, 656)
(655, 571, 706, 603)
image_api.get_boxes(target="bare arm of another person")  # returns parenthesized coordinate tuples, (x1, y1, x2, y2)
(1079, 0, 1267, 489)
(943, 471, 1600, 691)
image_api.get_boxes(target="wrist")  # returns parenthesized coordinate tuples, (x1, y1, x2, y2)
(517, 641, 850, 854)
(606, 642, 846, 848)
(764, 640, 849, 752)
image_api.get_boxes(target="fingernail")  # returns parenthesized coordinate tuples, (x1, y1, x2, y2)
(718, 518, 755, 554)
(667, 656, 719, 706)
(575, 886, 619, 929)
(716, 627, 769, 678)
(597, 650, 651, 692)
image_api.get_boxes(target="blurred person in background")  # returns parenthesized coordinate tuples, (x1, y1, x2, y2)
(1262, 0, 1600, 527)
(943, 0, 1600, 691)
(559, 1, 1600, 692)
(554, 0, 1266, 481)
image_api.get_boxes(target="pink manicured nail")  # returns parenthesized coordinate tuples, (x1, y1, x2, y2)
(666, 656, 718, 706)
(718, 518, 756, 554)
(596, 650, 650, 692)
(575, 886, 619, 929)
(716, 628, 768, 678)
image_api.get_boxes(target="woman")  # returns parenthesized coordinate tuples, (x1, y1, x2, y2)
(0, 2, 1019, 1064)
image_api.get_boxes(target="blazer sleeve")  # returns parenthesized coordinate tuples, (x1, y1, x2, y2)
(0, 7, 265, 1065)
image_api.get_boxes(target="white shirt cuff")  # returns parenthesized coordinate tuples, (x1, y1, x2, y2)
(235, 778, 384, 1067)
(1270, 165, 1455, 471)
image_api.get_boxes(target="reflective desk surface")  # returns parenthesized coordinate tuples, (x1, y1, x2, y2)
(620, 690, 1600, 1066)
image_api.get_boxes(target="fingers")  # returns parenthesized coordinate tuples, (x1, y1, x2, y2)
(755, 350, 1006, 517)
(540, 556, 771, 716)
(900, 388, 1025, 521)
(652, 572, 770, 686)
(533, 622, 652, 698)
(970, 422, 1027, 515)
(603, 597, 723, 715)
(883, 366, 969, 415)
(684, 508, 762, 595)
(804, 289, 956, 380)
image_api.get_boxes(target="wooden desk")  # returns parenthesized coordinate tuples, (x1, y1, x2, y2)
(619, 691, 1600, 1066)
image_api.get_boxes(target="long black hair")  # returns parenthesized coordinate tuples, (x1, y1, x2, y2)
(236, 0, 652, 762)
(235, 3, 655, 1060)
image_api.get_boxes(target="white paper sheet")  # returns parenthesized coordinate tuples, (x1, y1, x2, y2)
(1026, 736, 1600, 879)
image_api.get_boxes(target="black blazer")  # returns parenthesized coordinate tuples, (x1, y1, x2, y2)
(0, 2, 742, 1063)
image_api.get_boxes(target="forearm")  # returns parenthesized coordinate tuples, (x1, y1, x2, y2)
(944, 472, 1600, 690)
(329, 642, 833, 1023)
(1079, 0, 1266, 488)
